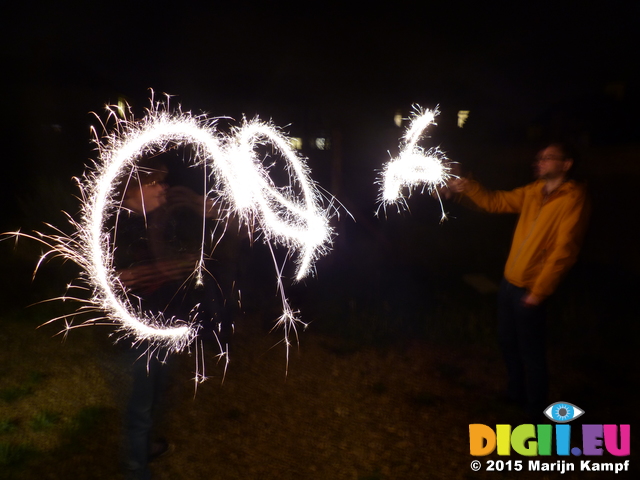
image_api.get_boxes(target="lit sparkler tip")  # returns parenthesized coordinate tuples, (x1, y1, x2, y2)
(378, 106, 453, 216)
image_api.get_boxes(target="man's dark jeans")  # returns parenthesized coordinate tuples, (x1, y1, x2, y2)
(498, 279, 548, 420)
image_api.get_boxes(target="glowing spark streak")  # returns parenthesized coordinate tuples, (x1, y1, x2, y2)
(83, 111, 226, 351)
(227, 121, 331, 280)
(220, 121, 332, 366)
(379, 107, 452, 218)
(13, 97, 334, 362)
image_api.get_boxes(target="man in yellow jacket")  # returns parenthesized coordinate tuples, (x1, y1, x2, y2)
(449, 143, 589, 420)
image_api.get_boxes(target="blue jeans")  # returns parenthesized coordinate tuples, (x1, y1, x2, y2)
(498, 279, 548, 419)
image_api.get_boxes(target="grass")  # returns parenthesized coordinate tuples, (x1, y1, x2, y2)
(0, 372, 45, 403)
(410, 391, 439, 407)
(0, 235, 636, 479)
(370, 381, 387, 395)
(0, 406, 114, 477)
(62, 406, 111, 449)
(359, 471, 385, 480)
(29, 411, 61, 432)
(0, 309, 117, 478)
(0, 419, 18, 435)
(0, 442, 37, 469)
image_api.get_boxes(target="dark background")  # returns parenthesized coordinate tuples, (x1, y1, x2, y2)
(1, 0, 638, 287)
(0, 1, 638, 478)
(1, 1, 637, 224)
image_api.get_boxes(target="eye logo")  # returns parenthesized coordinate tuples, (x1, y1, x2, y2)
(544, 402, 584, 423)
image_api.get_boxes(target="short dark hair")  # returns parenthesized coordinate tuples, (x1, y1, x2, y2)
(545, 142, 577, 162)
(543, 141, 586, 180)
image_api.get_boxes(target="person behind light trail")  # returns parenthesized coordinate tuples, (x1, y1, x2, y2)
(115, 161, 229, 480)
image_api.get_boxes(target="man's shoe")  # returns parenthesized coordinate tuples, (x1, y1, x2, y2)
(149, 438, 172, 462)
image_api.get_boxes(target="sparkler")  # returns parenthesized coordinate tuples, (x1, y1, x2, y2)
(6, 94, 334, 374)
(378, 107, 453, 220)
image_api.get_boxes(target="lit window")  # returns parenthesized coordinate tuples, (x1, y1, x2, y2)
(457, 110, 470, 128)
(394, 111, 403, 128)
(117, 98, 127, 119)
(289, 137, 303, 150)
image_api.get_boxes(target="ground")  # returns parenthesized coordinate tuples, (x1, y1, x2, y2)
(1, 283, 636, 480)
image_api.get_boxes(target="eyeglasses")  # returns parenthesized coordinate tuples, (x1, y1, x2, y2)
(536, 155, 565, 162)
(142, 180, 167, 187)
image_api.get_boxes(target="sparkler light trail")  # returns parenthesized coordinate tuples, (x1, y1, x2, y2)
(378, 107, 453, 220)
(7, 95, 334, 369)
(226, 121, 332, 281)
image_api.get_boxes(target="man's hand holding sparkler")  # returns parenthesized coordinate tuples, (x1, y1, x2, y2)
(447, 177, 468, 193)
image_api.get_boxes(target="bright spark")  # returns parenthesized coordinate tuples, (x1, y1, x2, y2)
(5, 94, 334, 377)
(227, 121, 332, 281)
(378, 107, 453, 220)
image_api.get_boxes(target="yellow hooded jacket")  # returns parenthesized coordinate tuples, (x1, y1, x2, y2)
(463, 179, 589, 300)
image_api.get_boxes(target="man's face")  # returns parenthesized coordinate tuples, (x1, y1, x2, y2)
(534, 146, 572, 180)
(126, 171, 168, 214)
(138, 179, 168, 212)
